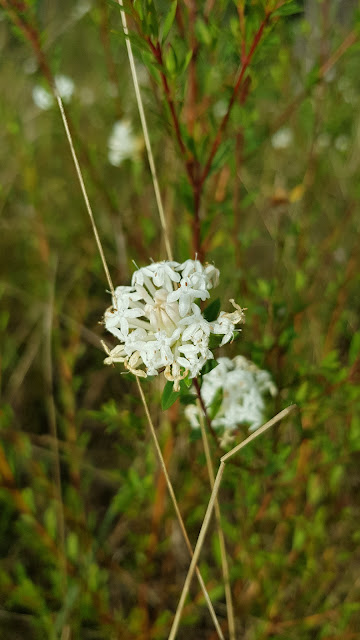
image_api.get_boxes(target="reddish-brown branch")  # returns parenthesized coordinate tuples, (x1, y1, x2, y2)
(184, 0, 199, 136)
(147, 38, 188, 162)
(193, 378, 220, 447)
(201, 12, 271, 184)
(192, 181, 203, 259)
(147, 35, 204, 256)
(0, 0, 53, 86)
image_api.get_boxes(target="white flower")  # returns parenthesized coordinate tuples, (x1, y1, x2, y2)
(180, 303, 211, 342)
(32, 75, 75, 110)
(185, 356, 277, 433)
(32, 86, 53, 110)
(271, 127, 293, 150)
(167, 277, 210, 317)
(55, 75, 75, 102)
(71, 0, 91, 21)
(335, 135, 349, 153)
(108, 120, 139, 166)
(185, 404, 200, 429)
(211, 299, 246, 345)
(103, 260, 245, 391)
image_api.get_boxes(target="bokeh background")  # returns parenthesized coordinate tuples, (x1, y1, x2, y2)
(0, 1, 360, 638)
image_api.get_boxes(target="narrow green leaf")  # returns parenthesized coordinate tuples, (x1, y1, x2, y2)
(273, 2, 303, 17)
(209, 387, 223, 420)
(203, 297, 221, 322)
(161, 1, 177, 42)
(201, 359, 219, 376)
(208, 334, 223, 350)
(181, 49, 193, 74)
(161, 380, 180, 410)
(349, 332, 360, 365)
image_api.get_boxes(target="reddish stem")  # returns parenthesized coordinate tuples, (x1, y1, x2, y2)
(147, 39, 188, 161)
(1, 0, 53, 86)
(200, 13, 271, 184)
(193, 378, 219, 446)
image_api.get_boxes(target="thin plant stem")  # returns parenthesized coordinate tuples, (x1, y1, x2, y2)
(200, 11, 271, 184)
(197, 400, 236, 640)
(168, 405, 297, 640)
(168, 462, 226, 640)
(135, 378, 225, 640)
(193, 377, 220, 447)
(117, 0, 173, 262)
(56, 95, 115, 302)
(221, 405, 297, 463)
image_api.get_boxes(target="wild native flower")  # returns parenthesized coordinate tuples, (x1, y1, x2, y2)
(185, 356, 277, 434)
(102, 260, 245, 390)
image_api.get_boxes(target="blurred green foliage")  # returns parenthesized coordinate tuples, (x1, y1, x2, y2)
(0, 0, 360, 638)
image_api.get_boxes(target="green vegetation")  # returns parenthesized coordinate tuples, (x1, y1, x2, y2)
(0, 1, 359, 638)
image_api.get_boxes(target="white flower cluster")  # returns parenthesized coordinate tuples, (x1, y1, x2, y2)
(186, 356, 277, 433)
(103, 260, 245, 390)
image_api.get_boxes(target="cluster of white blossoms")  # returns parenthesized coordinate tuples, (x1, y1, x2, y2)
(185, 356, 277, 434)
(103, 260, 245, 390)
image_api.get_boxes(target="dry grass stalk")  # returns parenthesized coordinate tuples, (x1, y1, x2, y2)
(198, 400, 236, 640)
(168, 405, 297, 640)
(136, 378, 225, 640)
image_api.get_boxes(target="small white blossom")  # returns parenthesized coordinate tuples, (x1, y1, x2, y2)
(185, 356, 277, 433)
(335, 135, 349, 153)
(55, 75, 75, 102)
(108, 120, 140, 166)
(32, 86, 53, 110)
(32, 75, 75, 110)
(167, 278, 210, 317)
(103, 260, 245, 390)
(271, 127, 293, 150)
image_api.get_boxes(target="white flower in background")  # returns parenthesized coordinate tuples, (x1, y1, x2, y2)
(271, 127, 293, 150)
(71, 0, 91, 21)
(315, 132, 331, 152)
(213, 99, 227, 119)
(32, 86, 53, 110)
(103, 260, 245, 390)
(107, 120, 139, 166)
(335, 135, 349, 153)
(54, 75, 75, 102)
(185, 356, 277, 433)
(32, 75, 75, 110)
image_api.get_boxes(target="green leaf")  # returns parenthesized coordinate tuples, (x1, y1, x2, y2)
(161, 380, 180, 410)
(201, 359, 219, 376)
(208, 334, 223, 349)
(349, 332, 360, 365)
(181, 374, 193, 389)
(164, 44, 177, 76)
(161, 1, 177, 42)
(273, 2, 303, 17)
(180, 49, 193, 74)
(203, 298, 221, 322)
(179, 393, 196, 405)
(209, 387, 223, 420)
